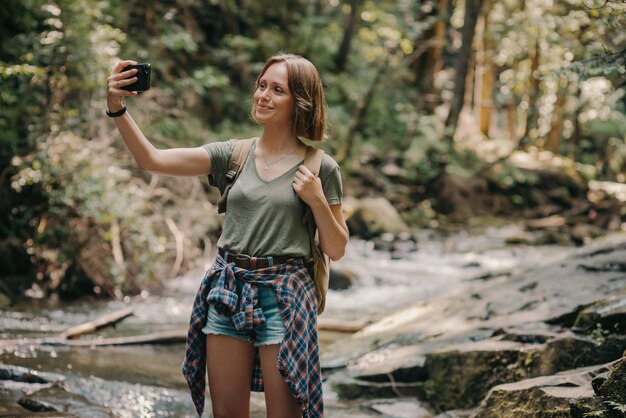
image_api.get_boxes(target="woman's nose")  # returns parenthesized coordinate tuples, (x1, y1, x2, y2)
(258, 89, 270, 100)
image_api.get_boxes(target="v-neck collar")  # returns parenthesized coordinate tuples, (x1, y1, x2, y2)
(250, 141, 305, 184)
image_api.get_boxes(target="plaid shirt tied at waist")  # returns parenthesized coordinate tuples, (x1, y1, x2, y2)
(182, 254, 323, 417)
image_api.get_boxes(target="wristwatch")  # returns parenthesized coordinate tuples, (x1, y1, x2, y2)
(106, 104, 127, 118)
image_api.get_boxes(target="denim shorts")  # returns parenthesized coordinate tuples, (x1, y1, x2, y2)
(201, 279, 286, 347)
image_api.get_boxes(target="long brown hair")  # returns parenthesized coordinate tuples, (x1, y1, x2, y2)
(251, 53, 327, 142)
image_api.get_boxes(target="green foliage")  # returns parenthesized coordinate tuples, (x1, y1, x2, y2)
(12, 132, 163, 294)
(12, 131, 220, 297)
(403, 115, 448, 184)
(1, 0, 625, 301)
(606, 401, 626, 414)
(589, 323, 611, 344)
(583, 411, 607, 418)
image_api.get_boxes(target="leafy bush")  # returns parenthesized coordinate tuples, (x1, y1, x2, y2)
(12, 132, 220, 297)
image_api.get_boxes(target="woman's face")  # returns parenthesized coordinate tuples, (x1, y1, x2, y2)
(253, 62, 293, 127)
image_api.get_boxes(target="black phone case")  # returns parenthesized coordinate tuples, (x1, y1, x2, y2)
(121, 64, 151, 91)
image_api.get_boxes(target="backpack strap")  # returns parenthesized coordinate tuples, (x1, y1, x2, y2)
(302, 146, 330, 314)
(303, 145, 324, 177)
(216, 138, 256, 214)
(302, 146, 325, 245)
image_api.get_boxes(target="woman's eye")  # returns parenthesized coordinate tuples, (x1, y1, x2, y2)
(274, 87, 283, 93)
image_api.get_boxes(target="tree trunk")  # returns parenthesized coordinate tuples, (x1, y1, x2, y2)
(507, 100, 517, 141)
(464, 51, 476, 114)
(444, 0, 485, 144)
(413, 0, 448, 113)
(545, 89, 565, 153)
(335, 0, 362, 73)
(521, 39, 541, 148)
(568, 94, 582, 160)
(337, 62, 387, 163)
(476, 0, 494, 136)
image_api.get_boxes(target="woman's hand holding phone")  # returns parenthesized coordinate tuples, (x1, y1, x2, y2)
(107, 60, 140, 112)
(107, 60, 151, 114)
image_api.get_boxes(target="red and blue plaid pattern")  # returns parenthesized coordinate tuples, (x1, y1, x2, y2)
(182, 255, 323, 417)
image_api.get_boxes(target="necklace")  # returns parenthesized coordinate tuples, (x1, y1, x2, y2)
(261, 145, 300, 170)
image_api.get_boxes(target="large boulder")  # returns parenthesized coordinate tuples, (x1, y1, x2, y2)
(346, 197, 408, 239)
(329, 265, 359, 290)
(596, 358, 626, 406)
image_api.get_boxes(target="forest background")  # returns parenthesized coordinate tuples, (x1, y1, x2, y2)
(1, 0, 625, 304)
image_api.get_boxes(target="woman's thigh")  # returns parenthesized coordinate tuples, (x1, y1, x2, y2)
(258, 344, 301, 418)
(206, 334, 255, 418)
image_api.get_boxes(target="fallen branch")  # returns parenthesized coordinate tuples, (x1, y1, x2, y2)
(165, 217, 184, 279)
(525, 215, 566, 229)
(318, 317, 372, 333)
(59, 307, 134, 339)
(1, 330, 185, 348)
(48, 330, 186, 347)
(0, 337, 44, 347)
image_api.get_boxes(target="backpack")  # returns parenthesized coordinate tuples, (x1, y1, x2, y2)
(210, 138, 330, 315)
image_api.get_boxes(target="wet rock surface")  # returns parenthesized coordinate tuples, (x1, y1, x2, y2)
(324, 234, 626, 415)
(363, 399, 434, 417)
(17, 385, 114, 417)
(0, 364, 113, 417)
(0, 365, 63, 385)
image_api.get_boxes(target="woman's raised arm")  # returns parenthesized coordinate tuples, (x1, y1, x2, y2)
(107, 60, 212, 177)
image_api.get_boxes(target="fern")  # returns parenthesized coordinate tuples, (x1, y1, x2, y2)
(606, 401, 626, 413)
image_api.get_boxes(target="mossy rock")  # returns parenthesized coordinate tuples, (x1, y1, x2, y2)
(597, 358, 626, 405)
(573, 295, 626, 334)
(423, 340, 534, 410)
(570, 396, 607, 418)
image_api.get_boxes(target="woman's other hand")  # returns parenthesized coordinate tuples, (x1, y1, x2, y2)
(107, 60, 139, 112)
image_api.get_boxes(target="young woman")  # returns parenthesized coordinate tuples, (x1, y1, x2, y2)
(106, 54, 349, 418)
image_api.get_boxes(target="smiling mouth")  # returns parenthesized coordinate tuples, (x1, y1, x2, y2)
(257, 103, 273, 110)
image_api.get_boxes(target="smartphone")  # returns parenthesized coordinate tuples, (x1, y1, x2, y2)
(121, 63, 151, 91)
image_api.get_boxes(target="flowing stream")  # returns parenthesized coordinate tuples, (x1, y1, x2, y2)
(0, 224, 575, 417)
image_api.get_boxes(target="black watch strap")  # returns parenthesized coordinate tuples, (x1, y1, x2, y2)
(106, 104, 127, 118)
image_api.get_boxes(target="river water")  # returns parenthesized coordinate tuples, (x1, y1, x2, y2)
(0, 225, 574, 417)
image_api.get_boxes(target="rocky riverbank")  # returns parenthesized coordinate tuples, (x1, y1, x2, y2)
(323, 233, 626, 417)
(1, 230, 625, 417)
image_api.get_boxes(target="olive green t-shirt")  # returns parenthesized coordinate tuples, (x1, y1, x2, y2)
(204, 139, 343, 257)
